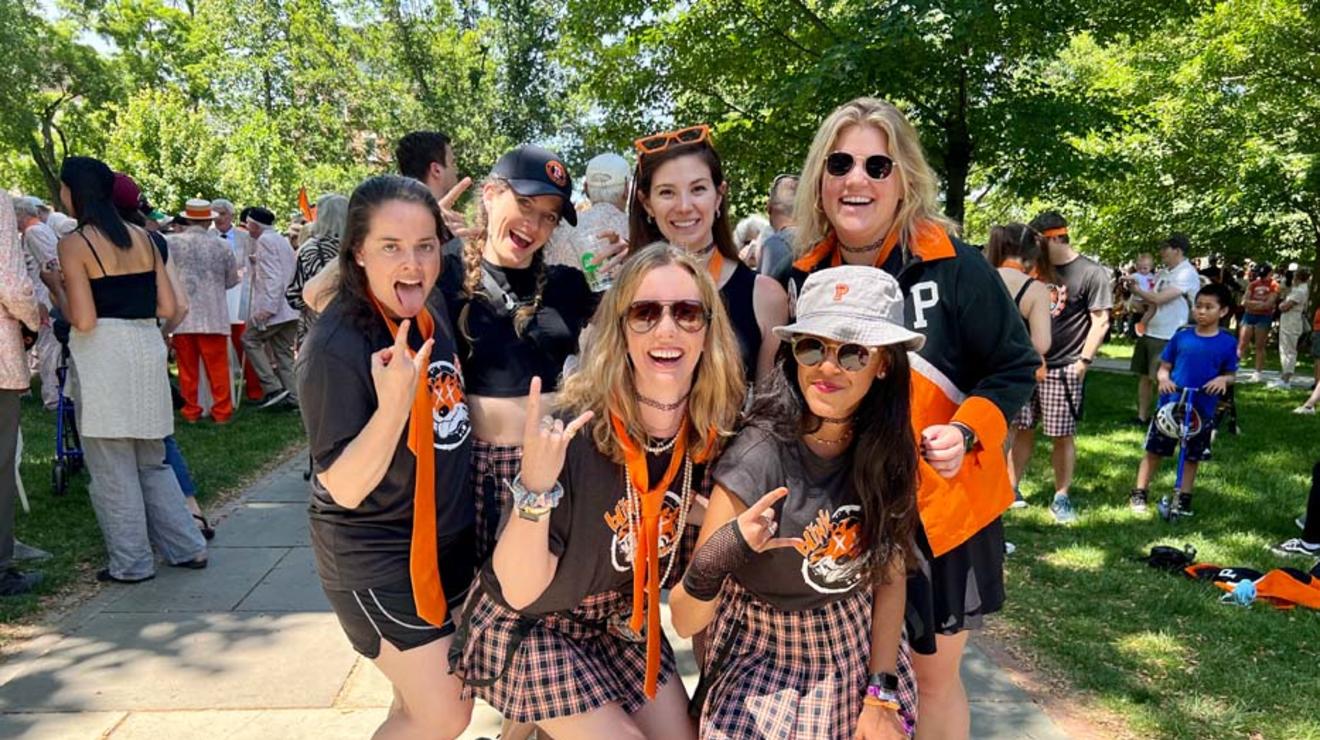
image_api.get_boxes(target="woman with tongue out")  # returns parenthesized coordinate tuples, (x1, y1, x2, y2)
(627, 125, 789, 386)
(450, 243, 745, 738)
(788, 98, 1037, 739)
(296, 175, 477, 739)
(443, 146, 605, 566)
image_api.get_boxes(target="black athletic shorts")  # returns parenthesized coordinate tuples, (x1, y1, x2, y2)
(323, 526, 477, 659)
(1144, 419, 1215, 462)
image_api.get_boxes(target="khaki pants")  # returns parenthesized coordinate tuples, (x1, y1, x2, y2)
(242, 320, 298, 402)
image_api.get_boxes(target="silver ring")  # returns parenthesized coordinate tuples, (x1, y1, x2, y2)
(540, 415, 555, 431)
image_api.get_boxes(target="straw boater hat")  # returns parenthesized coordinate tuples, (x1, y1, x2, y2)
(180, 198, 218, 222)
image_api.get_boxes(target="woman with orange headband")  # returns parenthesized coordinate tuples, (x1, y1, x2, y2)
(297, 175, 476, 738)
(451, 243, 746, 738)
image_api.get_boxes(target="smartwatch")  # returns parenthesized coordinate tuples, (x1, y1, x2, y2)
(950, 422, 977, 454)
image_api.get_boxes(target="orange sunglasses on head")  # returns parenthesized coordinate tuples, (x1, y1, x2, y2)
(634, 124, 711, 155)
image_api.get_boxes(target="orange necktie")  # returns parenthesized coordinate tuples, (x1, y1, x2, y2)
(371, 297, 448, 627)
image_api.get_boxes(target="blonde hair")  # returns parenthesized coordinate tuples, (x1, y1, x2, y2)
(793, 97, 955, 254)
(557, 242, 746, 461)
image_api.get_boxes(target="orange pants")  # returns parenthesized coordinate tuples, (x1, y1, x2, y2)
(176, 333, 234, 423)
(230, 324, 265, 401)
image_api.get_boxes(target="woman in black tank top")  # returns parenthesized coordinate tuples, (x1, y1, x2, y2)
(44, 157, 206, 585)
(626, 125, 789, 386)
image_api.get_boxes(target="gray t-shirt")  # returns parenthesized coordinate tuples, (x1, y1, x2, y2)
(713, 426, 868, 611)
(1045, 255, 1113, 367)
(758, 228, 794, 282)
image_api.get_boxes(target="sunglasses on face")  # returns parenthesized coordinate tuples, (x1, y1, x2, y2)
(624, 300, 711, 333)
(825, 152, 895, 181)
(635, 125, 711, 156)
(792, 336, 874, 372)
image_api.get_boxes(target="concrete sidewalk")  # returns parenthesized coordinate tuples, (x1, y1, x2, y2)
(0, 456, 1069, 739)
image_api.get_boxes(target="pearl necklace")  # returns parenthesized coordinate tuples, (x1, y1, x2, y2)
(644, 435, 677, 454)
(624, 454, 695, 590)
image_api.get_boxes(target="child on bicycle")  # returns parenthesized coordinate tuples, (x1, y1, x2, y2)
(1130, 283, 1238, 516)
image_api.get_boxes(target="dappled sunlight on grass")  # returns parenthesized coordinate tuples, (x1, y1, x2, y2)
(1042, 544, 1109, 571)
(1114, 630, 1193, 677)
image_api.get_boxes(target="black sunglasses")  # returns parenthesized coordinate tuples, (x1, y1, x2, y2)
(825, 152, 895, 181)
(791, 336, 873, 372)
(624, 300, 711, 333)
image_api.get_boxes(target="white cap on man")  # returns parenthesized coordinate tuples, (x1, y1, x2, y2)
(584, 153, 630, 190)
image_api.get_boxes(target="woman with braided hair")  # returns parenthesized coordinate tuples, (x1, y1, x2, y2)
(440, 146, 617, 564)
(450, 243, 746, 738)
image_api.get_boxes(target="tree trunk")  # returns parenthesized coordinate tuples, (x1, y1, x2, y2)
(943, 64, 972, 226)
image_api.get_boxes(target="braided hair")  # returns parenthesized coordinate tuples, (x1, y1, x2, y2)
(458, 178, 550, 344)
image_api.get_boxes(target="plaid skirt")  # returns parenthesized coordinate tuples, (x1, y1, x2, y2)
(450, 588, 678, 723)
(471, 440, 523, 565)
(698, 580, 917, 739)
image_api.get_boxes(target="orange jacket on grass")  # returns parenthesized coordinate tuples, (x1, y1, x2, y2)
(787, 222, 1039, 556)
(1184, 563, 1320, 610)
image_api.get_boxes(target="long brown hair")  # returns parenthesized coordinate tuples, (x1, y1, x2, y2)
(627, 138, 738, 261)
(744, 343, 919, 582)
(557, 242, 745, 461)
(986, 222, 1055, 284)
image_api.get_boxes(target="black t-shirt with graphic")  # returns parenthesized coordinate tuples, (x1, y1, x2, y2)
(1044, 255, 1112, 368)
(481, 428, 705, 615)
(713, 425, 868, 611)
(298, 294, 475, 590)
(437, 241, 596, 397)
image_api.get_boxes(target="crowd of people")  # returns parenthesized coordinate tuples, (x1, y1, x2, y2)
(0, 93, 1316, 739)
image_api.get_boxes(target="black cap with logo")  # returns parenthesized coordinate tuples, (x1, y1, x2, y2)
(490, 145, 577, 226)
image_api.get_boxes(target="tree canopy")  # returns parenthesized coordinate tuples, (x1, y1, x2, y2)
(1, 0, 1315, 269)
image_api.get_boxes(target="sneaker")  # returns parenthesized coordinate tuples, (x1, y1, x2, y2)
(1248, 371, 1263, 383)
(257, 390, 290, 409)
(1268, 379, 1290, 390)
(1176, 493, 1194, 517)
(1050, 495, 1078, 524)
(1129, 489, 1149, 513)
(1294, 406, 1316, 415)
(1271, 538, 1320, 558)
(13, 539, 52, 561)
(0, 568, 44, 596)
(1009, 489, 1028, 509)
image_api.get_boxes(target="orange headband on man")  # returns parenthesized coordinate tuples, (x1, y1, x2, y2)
(1041, 227, 1069, 238)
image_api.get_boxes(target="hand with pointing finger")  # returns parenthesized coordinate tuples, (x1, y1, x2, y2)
(683, 487, 801, 602)
(736, 487, 803, 553)
(519, 376, 594, 494)
(370, 319, 434, 421)
(439, 178, 480, 241)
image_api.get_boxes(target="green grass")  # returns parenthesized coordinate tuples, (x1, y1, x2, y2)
(2, 384, 306, 625)
(1101, 333, 1311, 375)
(1003, 371, 1320, 739)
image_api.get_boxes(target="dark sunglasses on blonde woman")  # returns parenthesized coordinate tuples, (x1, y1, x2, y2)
(624, 300, 711, 333)
(792, 336, 873, 372)
(825, 152, 895, 181)
(634, 125, 711, 155)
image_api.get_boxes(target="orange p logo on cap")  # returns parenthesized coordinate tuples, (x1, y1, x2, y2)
(833, 283, 850, 302)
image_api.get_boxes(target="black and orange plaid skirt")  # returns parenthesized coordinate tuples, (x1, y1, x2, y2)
(471, 440, 522, 566)
(450, 587, 679, 723)
(696, 580, 918, 739)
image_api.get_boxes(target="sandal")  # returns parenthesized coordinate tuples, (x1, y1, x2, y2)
(193, 513, 216, 541)
(96, 569, 155, 584)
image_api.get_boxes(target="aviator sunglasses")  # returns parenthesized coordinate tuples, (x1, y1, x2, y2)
(625, 300, 711, 333)
(825, 152, 895, 181)
(792, 336, 874, 372)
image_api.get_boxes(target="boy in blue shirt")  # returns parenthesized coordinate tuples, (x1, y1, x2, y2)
(1130, 283, 1238, 515)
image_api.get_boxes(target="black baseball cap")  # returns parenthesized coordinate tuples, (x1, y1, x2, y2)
(490, 145, 577, 226)
(247, 206, 276, 227)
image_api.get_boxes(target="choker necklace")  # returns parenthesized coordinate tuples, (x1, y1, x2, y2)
(839, 238, 883, 255)
(692, 242, 717, 258)
(638, 391, 690, 412)
(818, 414, 853, 424)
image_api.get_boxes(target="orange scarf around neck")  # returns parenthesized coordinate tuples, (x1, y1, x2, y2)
(370, 295, 448, 627)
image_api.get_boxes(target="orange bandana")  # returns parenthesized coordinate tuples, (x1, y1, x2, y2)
(371, 295, 448, 627)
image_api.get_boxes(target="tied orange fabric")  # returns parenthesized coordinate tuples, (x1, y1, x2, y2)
(370, 295, 448, 627)
(1000, 258, 1026, 273)
(610, 412, 689, 699)
(1040, 226, 1068, 238)
(707, 249, 724, 281)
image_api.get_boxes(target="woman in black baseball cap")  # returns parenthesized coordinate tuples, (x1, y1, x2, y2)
(442, 146, 619, 570)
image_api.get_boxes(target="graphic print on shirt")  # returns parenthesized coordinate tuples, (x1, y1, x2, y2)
(1047, 283, 1068, 318)
(604, 490, 683, 572)
(794, 504, 867, 594)
(428, 356, 471, 450)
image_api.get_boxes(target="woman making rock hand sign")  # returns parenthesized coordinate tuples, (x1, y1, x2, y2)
(452, 243, 746, 739)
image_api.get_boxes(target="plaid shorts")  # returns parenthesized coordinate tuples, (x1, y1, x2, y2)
(1013, 365, 1084, 438)
(698, 580, 917, 738)
(471, 441, 523, 565)
(451, 589, 677, 723)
